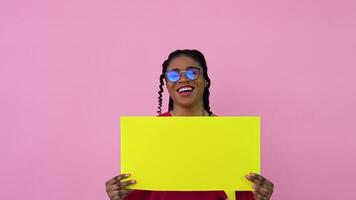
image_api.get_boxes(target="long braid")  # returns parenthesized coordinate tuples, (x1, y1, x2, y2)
(168, 97, 174, 111)
(203, 87, 213, 116)
(157, 74, 165, 115)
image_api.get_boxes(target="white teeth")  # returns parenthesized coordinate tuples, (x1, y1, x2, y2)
(178, 87, 193, 93)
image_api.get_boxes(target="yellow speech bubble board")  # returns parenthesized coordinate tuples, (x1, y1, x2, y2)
(120, 116, 260, 200)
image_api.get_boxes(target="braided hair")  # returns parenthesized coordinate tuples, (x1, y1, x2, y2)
(157, 49, 213, 116)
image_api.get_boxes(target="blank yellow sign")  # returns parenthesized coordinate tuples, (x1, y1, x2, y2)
(120, 116, 260, 200)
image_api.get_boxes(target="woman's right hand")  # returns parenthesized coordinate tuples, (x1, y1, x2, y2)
(105, 173, 136, 200)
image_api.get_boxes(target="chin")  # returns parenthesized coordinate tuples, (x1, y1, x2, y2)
(174, 98, 199, 108)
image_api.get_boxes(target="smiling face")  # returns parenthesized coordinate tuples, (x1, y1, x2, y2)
(165, 55, 207, 108)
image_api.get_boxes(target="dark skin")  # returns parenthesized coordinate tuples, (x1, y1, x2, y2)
(246, 173, 274, 200)
(105, 56, 274, 200)
(105, 173, 134, 200)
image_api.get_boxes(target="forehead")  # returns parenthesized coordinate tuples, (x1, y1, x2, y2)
(167, 55, 202, 71)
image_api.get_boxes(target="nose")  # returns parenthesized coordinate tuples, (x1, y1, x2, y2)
(178, 71, 190, 83)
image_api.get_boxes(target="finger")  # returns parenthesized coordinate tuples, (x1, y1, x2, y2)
(110, 189, 130, 197)
(256, 185, 270, 195)
(253, 191, 265, 200)
(247, 175, 264, 188)
(108, 191, 120, 200)
(118, 180, 136, 188)
(255, 186, 273, 200)
(256, 174, 274, 189)
(107, 180, 136, 195)
(254, 191, 270, 200)
(253, 185, 270, 197)
(246, 173, 268, 181)
(254, 180, 273, 192)
(246, 173, 273, 188)
(106, 174, 130, 186)
(264, 179, 274, 189)
(106, 178, 118, 186)
(254, 173, 266, 182)
(262, 180, 274, 191)
(108, 181, 133, 194)
(245, 173, 263, 183)
(114, 174, 131, 182)
(118, 190, 130, 199)
(115, 189, 133, 200)
(110, 184, 120, 191)
(257, 180, 274, 196)
(250, 179, 264, 187)
(252, 184, 273, 197)
(111, 196, 120, 200)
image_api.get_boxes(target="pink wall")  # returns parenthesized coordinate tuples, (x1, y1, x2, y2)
(1, 0, 355, 199)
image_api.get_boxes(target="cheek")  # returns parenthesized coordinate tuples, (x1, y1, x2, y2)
(166, 83, 175, 94)
(196, 80, 206, 92)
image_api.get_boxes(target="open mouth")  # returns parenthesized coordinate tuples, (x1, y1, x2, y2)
(176, 86, 195, 94)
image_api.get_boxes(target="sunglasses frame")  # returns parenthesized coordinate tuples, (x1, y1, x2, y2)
(165, 67, 202, 83)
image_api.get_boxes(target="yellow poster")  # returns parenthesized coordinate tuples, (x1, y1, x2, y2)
(120, 116, 260, 200)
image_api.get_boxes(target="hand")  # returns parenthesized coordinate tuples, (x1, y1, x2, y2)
(245, 173, 274, 200)
(105, 173, 136, 200)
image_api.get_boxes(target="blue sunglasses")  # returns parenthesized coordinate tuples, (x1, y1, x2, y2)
(165, 67, 201, 83)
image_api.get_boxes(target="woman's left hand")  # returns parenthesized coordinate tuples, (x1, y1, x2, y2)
(245, 173, 274, 200)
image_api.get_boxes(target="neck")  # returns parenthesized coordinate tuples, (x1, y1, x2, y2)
(170, 102, 208, 116)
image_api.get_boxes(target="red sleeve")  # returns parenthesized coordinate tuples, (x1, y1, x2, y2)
(126, 190, 254, 200)
(235, 191, 255, 200)
(158, 112, 172, 116)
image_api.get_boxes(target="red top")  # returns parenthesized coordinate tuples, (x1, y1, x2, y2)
(126, 112, 254, 200)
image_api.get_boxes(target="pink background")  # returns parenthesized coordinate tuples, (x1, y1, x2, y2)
(1, 0, 355, 199)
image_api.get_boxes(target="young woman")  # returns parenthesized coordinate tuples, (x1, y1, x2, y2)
(105, 50, 274, 200)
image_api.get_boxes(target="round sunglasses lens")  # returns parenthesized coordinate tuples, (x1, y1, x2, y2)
(186, 69, 199, 80)
(166, 71, 180, 82)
